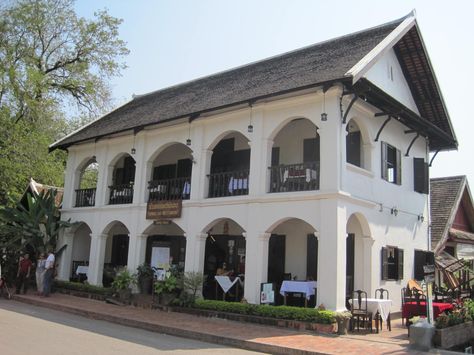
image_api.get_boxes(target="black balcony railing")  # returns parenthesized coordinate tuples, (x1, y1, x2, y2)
(148, 177, 191, 201)
(109, 183, 134, 205)
(269, 162, 319, 193)
(208, 169, 249, 198)
(75, 188, 96, 207)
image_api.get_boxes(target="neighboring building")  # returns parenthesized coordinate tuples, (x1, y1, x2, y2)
(20, 178, 64, 208)
(51, 12, 457, 311)
(430, 176, 474, 290)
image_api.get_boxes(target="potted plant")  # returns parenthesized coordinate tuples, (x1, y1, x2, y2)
(136, 263, 154, 294)
(111, 267, 136, 302)
(334, 311, 352, 335)
(154, 270, 179, 306)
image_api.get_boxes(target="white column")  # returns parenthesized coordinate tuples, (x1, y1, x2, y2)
(244, 232, 271, 304)
(248, 108, 270, 196)
(87, 233, 108, 286)
(318, 199, 347, 311)
(127, 234, 148, 274)
(57, 230, 75, 281)
(362, 236, 374, 294)
(189, 124, 205, 200)
(62, 153, 77, 209)
(194, 149, 213, 199)
(192, 233, 208, 273)
(94, 146, 109, 207)
(319, 91, 342, 191)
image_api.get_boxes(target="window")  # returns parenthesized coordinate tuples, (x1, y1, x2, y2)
(413, 158, 429, 194)
(346, 120, 361, 167)
(414, 250, 434, 281)
(381, 142, 401, 184)
(381, 246, 403, 280)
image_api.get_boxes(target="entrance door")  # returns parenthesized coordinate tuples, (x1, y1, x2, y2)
(346, 233, 355, 300)
(111, 234, 129, 267)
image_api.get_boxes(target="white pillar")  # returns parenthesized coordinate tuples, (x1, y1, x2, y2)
(127, 234, 148, 274)
(194, 149, 212, 199)
(63, 153, 77, 209)
(95, 146, 109, 207)
(189, 125, 205, 200)
(244, 232, 271, 304)
(57, 230, 75, 281)
(87, 233, 108, 286)
(191, 233, 208, 273)
(248, 108, 270, 196)
(362, 236, 374, 294)
(318, 199, 347, 311)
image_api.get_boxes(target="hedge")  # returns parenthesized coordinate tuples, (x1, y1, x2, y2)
(54, 280, 113, 296)
(194, 299, 336, 324)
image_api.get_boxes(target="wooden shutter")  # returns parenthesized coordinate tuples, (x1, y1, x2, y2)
(395, 148, 402, 185)
(177, 159, 192, 178)
(304, 137, 319, 163)
(413, 158, 429, 194)
(381, 142, 387, 180)
(397, 248, 404, 280)
(381, 247, 388, 280)
(414, 250, 424, 281)
(346, 131, 361, 167)
(306, 234, 318, 281)
(271, 147, 280, 166)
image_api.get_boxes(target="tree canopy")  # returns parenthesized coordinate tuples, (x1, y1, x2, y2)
(0, 0, 129, 205)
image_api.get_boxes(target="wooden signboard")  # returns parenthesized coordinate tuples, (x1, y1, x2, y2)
(146, 200, 182, 220)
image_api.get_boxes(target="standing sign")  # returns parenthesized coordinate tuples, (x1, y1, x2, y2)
(260, 283, 275, 304)
(151, 246, 170, 280)
(423, 264, 435, 324)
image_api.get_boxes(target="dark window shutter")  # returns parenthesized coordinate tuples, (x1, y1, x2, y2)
(414, 250, 424, 280)
(397, 248, 404, 280)
(304, 137, 319, 163)
(413, 158, 429, 194)
(177, 159, 192, 178)
(306, 234, 318, 281)
(395, 148, 402, 185)
(271, 147, 280, 166)
(381, 247, 388, 280)
(346, 131, 361, 167)
(381, 142, 387, 180)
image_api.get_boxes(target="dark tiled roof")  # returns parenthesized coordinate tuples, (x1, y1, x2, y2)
(430, 176, 465, 251)
(51, 18, 403, 150)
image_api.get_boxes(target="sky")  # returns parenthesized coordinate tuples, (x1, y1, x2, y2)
(75, 0, 474, 186)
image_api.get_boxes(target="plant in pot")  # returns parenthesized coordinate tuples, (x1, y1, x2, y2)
(136, 263, 154, 294)
(111, 267, 136, 302)
(154, 270, 179, 306)
(334, 311, 352, 335)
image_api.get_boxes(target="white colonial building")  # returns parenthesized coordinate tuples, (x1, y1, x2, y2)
(51, 12, 457, 312)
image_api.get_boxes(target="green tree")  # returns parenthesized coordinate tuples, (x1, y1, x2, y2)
(0, 0, 129, 205)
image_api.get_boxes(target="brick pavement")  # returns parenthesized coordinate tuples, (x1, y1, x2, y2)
(10, 293, 451, 355)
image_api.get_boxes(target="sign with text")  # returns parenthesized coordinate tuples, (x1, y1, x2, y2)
(146, 200, 182, 220)
(423, 265, 435, 274)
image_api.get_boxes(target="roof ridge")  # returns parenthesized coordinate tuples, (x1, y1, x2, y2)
(132, 16, 407, 101)
(431, 175, 466, 182)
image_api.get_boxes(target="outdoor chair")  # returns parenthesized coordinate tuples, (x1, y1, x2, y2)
(350, 290, 372, 332)
(374, 288, 391, 331)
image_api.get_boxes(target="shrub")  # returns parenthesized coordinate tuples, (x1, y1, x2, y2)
(54, 280, 113, 296)
(111, 268, 136, 291)
(435, 300, 473, 329)
(194, 299, 336, 324)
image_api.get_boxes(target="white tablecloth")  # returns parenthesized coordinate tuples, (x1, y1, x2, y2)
(349, 298, 392, 321)
(279, 281, 317, 300)
(76, 265, 89, 276)
(215, 276, 243, 293)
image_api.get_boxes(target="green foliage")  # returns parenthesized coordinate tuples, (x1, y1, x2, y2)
(194, 299, 336, 324)
(54, 280, 113, 296)
(111, 268, 136, 291)
(154, 272, 179, 295)
(435, 300, 473, 329)
(79, 162, 99, 189)
(0, 188, 73, 254)
(136, 263, 154, 281)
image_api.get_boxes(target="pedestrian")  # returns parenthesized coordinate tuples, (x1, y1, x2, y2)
(16, 253, 32, 294)
(35, 253, 46, 296)
(42, 249, 55, 297)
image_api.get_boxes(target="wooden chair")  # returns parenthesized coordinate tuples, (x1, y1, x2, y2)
(374, 288, 391, 331)
(350, 290, 372, 332)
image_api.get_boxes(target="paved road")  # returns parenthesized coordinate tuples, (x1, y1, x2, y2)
(0, 299, 263, 355)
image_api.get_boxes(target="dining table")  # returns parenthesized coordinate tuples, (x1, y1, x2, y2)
(279, 280, 317, 307)
(402, 301, 453, 324)
(215, 275, 243, 301)
(348, 297, 392, 332)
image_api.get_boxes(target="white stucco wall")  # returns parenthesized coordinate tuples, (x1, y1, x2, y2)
(58, 84, 429, 312)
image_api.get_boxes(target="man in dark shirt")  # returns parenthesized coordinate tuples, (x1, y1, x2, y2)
(16, 253, 32, 294)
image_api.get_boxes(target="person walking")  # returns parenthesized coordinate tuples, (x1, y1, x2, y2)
(16, 253, 32, 294)
(42, 250, 55, 297)
(35, 253, 46, 296)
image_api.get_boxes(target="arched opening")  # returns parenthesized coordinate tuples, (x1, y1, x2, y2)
(109, 154, 135, 205)
(103, 221, 130, 287)
(270, 118, 320, 192)
(148, 143, 193, 202)
(70, 223, 92, 282)
(346, 119, 363, 168)
(208, 132, 250, 198)
(267, 218, 318, 306)
(346, 213, 372, 303)
(203, 219, 246, 301)
(75, 157, 98, 207)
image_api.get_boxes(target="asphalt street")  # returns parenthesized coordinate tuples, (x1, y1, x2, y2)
(0, 299, 263, 355)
